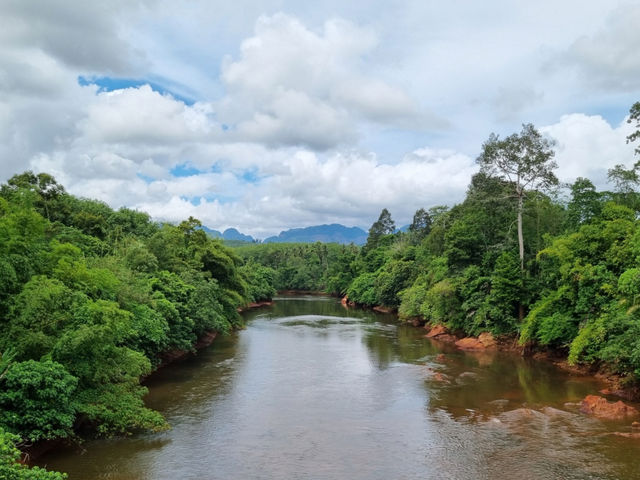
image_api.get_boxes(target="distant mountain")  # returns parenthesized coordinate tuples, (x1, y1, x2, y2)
(200, 223, 367, 244)
(200, 225, 255, 243)
(200, 225, 222, 237)
(221, 228, 254, 242)
(264, 224, 367, 245)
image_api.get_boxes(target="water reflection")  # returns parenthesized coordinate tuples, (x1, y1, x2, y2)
(36, 296, 640, 480)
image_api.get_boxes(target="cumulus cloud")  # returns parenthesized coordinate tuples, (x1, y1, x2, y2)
(0, 0, 148, 180)
(80, 85, 216, 145)
(559, 3, 640, 91)
(231, 89, 356, 150)
(219, 13, 435, 149)
(541, 113, 636, 189)
(40, 146, 478, 239)
(129, 149, 477, 237)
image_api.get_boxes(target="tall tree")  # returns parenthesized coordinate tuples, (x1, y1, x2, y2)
(607, 162, 640, 194)
(365, 208, 395, 250)
(408, 208, 432, 240)
(374, 208, 395, 235)
(627, 101, 640, 155)
(1, 171, 67, 220)
(477, 123, 558, 272)
(607, 161, 640, 211)
(605, 102, 640, 211)
(565, 177, 601, 230)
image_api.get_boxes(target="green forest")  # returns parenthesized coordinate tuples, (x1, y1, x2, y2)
(1, 102, 639, 478)
(0, 172, 275, 478)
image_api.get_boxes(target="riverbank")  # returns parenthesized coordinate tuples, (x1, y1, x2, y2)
(152, 300, 272, 375)
(338, 293, 640, 402)
(23, 300, 274, 463)
(418, 319, 640, 403)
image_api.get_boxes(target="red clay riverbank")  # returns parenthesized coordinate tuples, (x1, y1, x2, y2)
(422, 321, 640, 403)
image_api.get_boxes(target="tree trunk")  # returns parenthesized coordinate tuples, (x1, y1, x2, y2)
(517, 191, 525, 322)
(517, 192, 524, 272)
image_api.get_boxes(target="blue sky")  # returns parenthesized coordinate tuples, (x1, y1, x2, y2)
(78, 76, 196, 106)
(0, 0, 638, 238)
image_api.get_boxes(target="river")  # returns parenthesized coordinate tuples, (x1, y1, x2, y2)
(36, 295, 640, 479)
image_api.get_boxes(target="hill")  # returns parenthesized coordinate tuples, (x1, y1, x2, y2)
(264, 224, 367, 245)
(201, 226, 255, 243)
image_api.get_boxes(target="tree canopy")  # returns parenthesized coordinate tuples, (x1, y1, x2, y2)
(477, 123, 558, 272)
(0, 171, 267, 459)
(628, 101, 640, 155)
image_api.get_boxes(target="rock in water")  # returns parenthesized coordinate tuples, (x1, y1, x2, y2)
(579, 395, 638, 420)
(455, 332, 497, 351)
(455, 337, 485, 350)
(426, 324, 449, 338)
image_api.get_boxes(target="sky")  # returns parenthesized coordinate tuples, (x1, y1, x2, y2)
(1, 0, 639, 238)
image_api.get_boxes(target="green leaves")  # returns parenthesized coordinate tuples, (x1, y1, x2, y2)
(477, 124, 558, 192)
(365, 208, 395, 251)
(626, 101, 640, 155)
(5, 276, 80, 360)
(239, 263, 277, 302)
(346, 273, 378, 306)
(0, 361, 77, 442)
(0, 427, 67, 479)
(236, 242, 358, 294)
(75, 383, 168, 436)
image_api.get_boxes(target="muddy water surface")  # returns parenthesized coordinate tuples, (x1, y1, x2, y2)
(36, 296, 640, 479)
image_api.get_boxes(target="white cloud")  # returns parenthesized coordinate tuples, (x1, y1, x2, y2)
(541, 113, 636, 188)
(219, 13, 431, 149)
(125, 148, 477, 237)
(0, 0, 149, 74)
(80, 85, 216, 145)
(561, 3, 640, 91)
(232, 88, 356, 149)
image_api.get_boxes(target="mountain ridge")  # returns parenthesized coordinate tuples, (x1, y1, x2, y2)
(201, 223, 368, 245)
(263, 223, 367, 245)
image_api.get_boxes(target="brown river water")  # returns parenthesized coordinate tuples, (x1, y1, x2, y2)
(36, 295, 640, 479)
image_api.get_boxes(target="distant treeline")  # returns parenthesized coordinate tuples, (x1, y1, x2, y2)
(235, 242, 359, 293)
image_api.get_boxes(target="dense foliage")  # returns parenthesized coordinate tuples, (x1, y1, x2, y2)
(0, 172, 263, 456)
(0, 427, 66, 479)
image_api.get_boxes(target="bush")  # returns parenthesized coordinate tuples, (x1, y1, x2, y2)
(0, 360, 77, 442)
(347, 273, 378, 306)
(0, 427, 67, 479)
(421, 279, 461, 326)
(398, 278, 428, 320)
